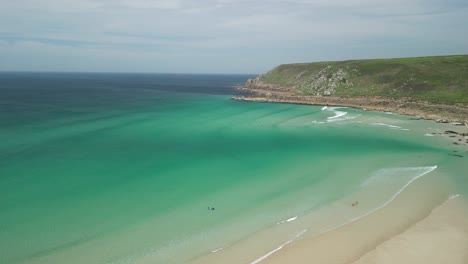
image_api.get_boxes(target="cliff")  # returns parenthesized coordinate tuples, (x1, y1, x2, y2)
(235, 55, 468, 125)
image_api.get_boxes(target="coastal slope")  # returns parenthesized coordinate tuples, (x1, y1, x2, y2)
(235, 55, 468, 124)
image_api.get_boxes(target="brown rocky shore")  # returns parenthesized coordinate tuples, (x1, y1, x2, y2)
(233, 79, 468, 127)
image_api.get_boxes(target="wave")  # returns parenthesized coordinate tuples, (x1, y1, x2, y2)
(250, 229, 308, 264)
(361, 166, 437, 187)
(311, 120, 326, 124)
(328, 111, 348, 120)
(276, 112, 322, 127)
(323, 166, 437, 232)
(211, 247, 223, 253)
(370, 122, 410, 131)
(276, 215, 299, 225)
(250, 165, 438, 264)
(321, 106, 361, 123)
(326, 107, 348, 120)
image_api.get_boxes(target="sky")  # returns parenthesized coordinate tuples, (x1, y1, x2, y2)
(0, 0, 467, 74)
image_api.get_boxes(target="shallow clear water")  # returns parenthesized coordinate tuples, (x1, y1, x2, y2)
(0, 73, 466, 264)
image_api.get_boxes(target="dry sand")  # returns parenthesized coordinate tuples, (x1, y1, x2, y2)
(225, 89, 468, 264)
(352, 196, 468, 264)
(257, 173, 468, 264)
(188, 165, 468, 264)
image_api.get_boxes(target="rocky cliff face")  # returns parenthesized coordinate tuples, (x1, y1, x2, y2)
(246, 65, 358, 96)
(244, 76, 295, 93)
(237, 55, 468, 125)
(291, 65, 357, 95)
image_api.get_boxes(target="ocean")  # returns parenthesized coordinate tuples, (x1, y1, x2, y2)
(0, 73, 466, 264)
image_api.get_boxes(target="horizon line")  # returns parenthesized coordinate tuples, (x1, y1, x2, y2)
(0, 70, 259, 76)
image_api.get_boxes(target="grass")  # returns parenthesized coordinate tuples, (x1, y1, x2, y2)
(260, 55, 468, 104)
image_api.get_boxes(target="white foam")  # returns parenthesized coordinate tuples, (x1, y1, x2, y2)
(320, 106, 362, 123)
(370, 123, 401, 129)
(311, 120, 326, 124)
(276, 215, 299, 225)
(449, 194, 460, 200)
(250, 229, 307, 264)
(328, 111, 347, 119)
(327, 107, 348, 120)
(325, 165, 437, 234)
(385, 112, 394, 115)
(362, 166, 437, 187)
(251, 165, 437, 264)
(328, 114, 361, 123)
(211, 247, 223, 253)
(425, 133, 434, 137)
(370, 123, 409, 131)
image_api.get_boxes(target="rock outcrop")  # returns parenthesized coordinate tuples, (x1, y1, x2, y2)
(235, 55, 468, 126)
(292, 65, 357, 96)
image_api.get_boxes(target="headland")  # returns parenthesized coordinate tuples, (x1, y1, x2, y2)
(234, 55, 468, 126)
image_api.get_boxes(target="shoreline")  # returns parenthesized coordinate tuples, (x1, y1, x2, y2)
(220, 86, 468, 264)
(232, 87, 468, 147)
(232, 86, 468, 126)
(263, 186, 468, 264)
(186, 159, 467, 264)
(351, 195, 468, 264)
(187, 163, 468, 264)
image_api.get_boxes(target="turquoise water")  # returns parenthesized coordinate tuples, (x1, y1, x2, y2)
(0, 73, 466, 264)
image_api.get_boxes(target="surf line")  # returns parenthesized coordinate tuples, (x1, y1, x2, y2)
(250, 165, 437, 264)
(370, 123, 410, 131)
(250, 229, 308, 264)
(211, 247, 224, 253)
(322, 106, 362, 123)
(321, 165, 437, 234)
(325, 107, 348, 120)
(276, 215, 299, 225)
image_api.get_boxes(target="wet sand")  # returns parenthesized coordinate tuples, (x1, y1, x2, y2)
(186, 161, 467, 264)
(352, 196, 468, 264)
(203, 96, 468, 264)
(258, 173, 467, 264)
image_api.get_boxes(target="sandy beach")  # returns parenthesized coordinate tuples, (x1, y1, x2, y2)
(352, 196, 468, 264)
(225, 100, 468, 264)
(260, 174, 468, 264)
(188, 155, 468, 264)
(185, 105, 468, 264)
(2, 0, 468, 262)
(3, 74, 467, 264)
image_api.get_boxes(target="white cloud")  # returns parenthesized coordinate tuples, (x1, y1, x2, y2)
(4, 0, 103, 12)
(119, 0, 182, 9)
(0, 0, 467, 73)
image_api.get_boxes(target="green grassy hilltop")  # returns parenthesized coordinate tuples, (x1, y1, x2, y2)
(259, 55, 468, 104)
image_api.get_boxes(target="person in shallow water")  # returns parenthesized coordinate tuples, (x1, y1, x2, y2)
(352, 201, 359, 207)
(208, 206, 215, 210)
